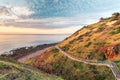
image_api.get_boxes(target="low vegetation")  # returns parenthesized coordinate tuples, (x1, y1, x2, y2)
(28, 47, 114, 80)
(110, 27, 120, 34)
(0, 56, 63, 80)
(85, 42, 92, 47)
(59, 13, 120, 60)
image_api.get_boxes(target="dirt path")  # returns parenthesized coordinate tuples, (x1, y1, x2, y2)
(18, 47, 51, 63)
(55, 45, 120, 80)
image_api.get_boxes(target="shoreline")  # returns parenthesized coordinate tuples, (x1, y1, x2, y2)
(18, 47, 52, 63)
(1, 43, 57, 60)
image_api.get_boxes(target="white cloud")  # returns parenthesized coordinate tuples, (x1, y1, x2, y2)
(11, 6, 34, 16)
(0, 4, 118, 30)
(0, 5, 34, 20)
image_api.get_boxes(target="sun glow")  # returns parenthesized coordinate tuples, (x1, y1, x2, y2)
(0, 26, 79, 34)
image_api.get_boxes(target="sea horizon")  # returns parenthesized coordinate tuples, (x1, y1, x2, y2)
(0, 34, 70, 54)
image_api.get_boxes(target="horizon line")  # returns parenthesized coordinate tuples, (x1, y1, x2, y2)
(0, 33, 71, 35)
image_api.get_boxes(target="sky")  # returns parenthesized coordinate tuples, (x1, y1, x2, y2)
(0, 0, 120, 34)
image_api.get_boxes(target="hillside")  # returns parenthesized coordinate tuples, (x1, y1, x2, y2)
(26, 47, 114, 80)
(24, 13, 120, 80)
(59, 13, 120, 60)
(0, 56, 63, 80)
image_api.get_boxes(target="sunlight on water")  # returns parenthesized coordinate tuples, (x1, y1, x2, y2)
(0, 34, 70, 54)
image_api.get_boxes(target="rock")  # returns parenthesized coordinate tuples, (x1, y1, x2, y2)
(97, 44, 120, 60)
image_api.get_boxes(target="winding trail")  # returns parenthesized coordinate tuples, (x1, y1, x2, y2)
(17, 45, 120, 80)
(18, 47, 51, 63)
(55, 45, 120, 80)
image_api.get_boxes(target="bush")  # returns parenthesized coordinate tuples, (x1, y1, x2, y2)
(110, 27, 120, 34)
(52, 48, 59, 53)
(96, 26, 105, 32)
(85, 42, 92, 47)
(88, 52, 106, 60)
(94, 41, 111, 46)
(93, 38, 97, 41)
(61, 45, 70, 51)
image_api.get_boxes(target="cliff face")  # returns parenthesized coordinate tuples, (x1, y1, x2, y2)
(97, 44, 120, 60)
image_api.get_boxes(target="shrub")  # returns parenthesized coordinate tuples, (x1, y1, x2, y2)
(52, 48, 59, 53)
(88, 52, 106, 60)
(85, 42, 92, 47)
(93, 38, 97, 41)
(94, 41, 111, 46)
(110, 27, 120, 34)
(61, 45, 70, 51)
(96, 26, 105, 32)
(77, 51, 82, 54)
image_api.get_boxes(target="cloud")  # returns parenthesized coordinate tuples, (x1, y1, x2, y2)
(0, 5, 34, 20)
(0, 16, 98, 29)
(0, 9, 117, 29)
(11, 6, 34, 17)
(1, 0, 120, 30)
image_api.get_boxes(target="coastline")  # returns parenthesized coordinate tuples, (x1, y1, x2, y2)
(1, 43, 57, 60)
(18, 47, 52, 63)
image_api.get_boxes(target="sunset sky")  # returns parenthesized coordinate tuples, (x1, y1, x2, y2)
(0, 0, 120, 34)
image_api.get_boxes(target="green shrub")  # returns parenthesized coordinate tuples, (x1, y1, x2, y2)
(61, 45, 70, 51)
(77, 51, 82, 54)
(96, 26, 105, 32)
(93, 38, 97, 41)
(110, 27, 120, 34)
(94, 41, 111, 46)
(85, 42, 92, 47)
(88, 52, 106, 60)
(52, 48, 59, 53)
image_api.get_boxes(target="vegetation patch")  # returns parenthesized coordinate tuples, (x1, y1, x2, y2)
(94, 41, 111, 46)
(61, 45, 70, 51)
(87, 52, 106, 60)
(96, 26, 105, 32)
(0, 57, 62, 80)
(110, 27, 120, 34)
(32, 48, 114, 80)
(85, 42, 92, 47)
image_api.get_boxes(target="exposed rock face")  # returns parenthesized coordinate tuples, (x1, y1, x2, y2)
(97, 44, 120, 60)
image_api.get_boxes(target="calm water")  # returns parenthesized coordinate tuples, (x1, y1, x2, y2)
(0, 34, 70, 54)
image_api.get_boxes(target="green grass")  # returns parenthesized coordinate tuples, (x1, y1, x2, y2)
(0, 56, 63, 80)
(110, 27, 120, 34)
(30, 48, 114, 80)
(114, 60, 120, 70)
(94, 41, 111, 46)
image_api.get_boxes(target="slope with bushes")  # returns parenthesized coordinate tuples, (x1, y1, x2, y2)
(0, 56, 63, 80)
(26, 13, 120, 80)
(27, 47, 114, 80)
(59, 13, 120, 60)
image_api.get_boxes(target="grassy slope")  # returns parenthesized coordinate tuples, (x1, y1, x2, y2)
(0, 57, 63, 80)
(59, 13, 120, 60)
(25, 13, 120, 80)
(28, 47, 114, 80)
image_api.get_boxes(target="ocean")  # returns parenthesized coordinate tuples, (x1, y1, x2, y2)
(0, 34, 70, 54)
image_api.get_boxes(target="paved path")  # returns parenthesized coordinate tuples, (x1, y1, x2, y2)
(55, 45, 120, 80)
(18, 47, 51, 63)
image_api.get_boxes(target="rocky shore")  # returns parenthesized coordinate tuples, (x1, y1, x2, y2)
(1, 43, 57, 60)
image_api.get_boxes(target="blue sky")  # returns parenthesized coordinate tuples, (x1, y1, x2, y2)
(0, 0, 120, 34)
